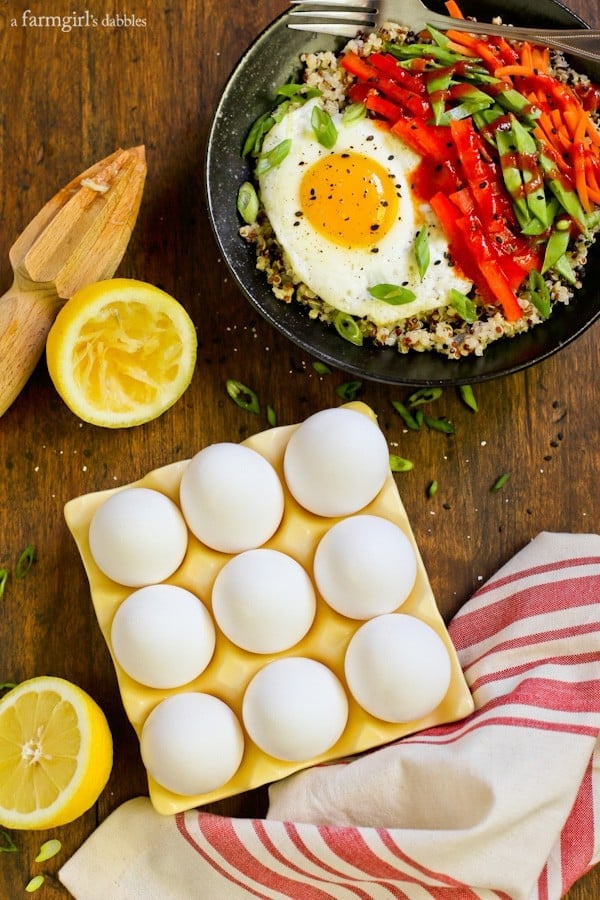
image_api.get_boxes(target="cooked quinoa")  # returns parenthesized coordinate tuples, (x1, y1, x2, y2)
(240, 23, 599, 359)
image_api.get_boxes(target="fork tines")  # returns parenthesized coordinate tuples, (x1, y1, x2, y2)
(289, 1, 375, 34)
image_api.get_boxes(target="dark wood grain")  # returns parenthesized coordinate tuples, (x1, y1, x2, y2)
(1, 0, 598, 896)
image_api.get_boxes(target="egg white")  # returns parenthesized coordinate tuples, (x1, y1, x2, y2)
(258, 98, 472, 326)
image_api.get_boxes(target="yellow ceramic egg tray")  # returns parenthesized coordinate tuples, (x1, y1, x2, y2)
(64, 402, 474, 816)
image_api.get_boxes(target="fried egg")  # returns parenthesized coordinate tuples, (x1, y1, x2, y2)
(258, 98, 472, 325)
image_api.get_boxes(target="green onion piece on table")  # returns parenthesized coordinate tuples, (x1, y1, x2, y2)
(225, 379, 260, 414)
(389, 454, 414, 472)
(391, 400, 421, 430)
(491, 472, 511, 492)
(424, 414, 455, 434)
(16, 545, 35, 579)
(35, 839, 62, 862)
(407, 387, 442, 407)
(0, 830, 17, 852)
(335, 380, 363, 401)
(459, 384, 478, 412)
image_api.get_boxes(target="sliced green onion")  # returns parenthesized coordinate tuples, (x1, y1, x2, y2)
(424, 414, 455, 434)
(449, 288, 477, 323)
(276, 82, 307, 98)
(341, 101, 367, 125)
(391, 400, 421, 430)
(255, 139, 292, 176)
(236, 181, 259, 224)
(389, 454, 414, 472)
(333, 311, 363, 346)
(407, 387, 442, 407)
(225, 379, 260, 414)
(335, 380, 363, 401)
(16, 545, 35, 579)
(266, 405, 277, 427)
(0, 569, 8, 600)
(35, 839, 62, 862)
(491, 472, 511, 492)
(427, 480, 439, 498)
(311, 105, 338, 149)
(312, 361, 332, 376)
(458, 384, 478, 412)
(25, 876, 45, 893)
(242, 111, 275, 157)
(368, 283, 416, 305)
(270, 100, 292, 126)
(414, 227, 430, 280)
(0, 830, 17, 853)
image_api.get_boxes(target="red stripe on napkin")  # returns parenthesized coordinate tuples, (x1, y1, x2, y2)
(449, 557, 600, 652)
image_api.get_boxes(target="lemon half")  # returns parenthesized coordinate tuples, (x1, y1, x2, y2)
(0, 676, 113, 830)
(46, 278, 197, 427)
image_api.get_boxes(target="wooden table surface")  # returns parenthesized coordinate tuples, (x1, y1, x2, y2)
(1, 0, 599, 896)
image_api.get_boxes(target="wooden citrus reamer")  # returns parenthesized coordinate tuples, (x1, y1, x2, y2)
(0, 146, 147, 417)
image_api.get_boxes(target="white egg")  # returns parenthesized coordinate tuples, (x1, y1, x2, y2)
(88, 487, 188, 587)
(110, 584, 216, 689)
(140, 692, 244, 796)
(344, 613, 452, 722)
(313, 515, 417, 619)
(242, 657, 348, 761)
(179, 443, 285, 553)
(258, 98, 472, 325)
(212, 549, 316, 653)
(283, 407, 389, 517)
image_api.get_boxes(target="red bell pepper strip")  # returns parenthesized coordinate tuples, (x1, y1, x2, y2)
(368, 52, 427, 95)
(430, 192, 523, 320)
(391, 117, 456, 163)
(365, 93, 403, 123)
(341, 52, 431, 119)
(412, 158, 463, 201)
(454, 214, 524, 319)
(348, 82, 372, 104)
(449, 118, 517, 227)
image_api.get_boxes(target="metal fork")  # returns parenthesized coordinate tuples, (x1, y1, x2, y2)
(288, 0, 600, 63)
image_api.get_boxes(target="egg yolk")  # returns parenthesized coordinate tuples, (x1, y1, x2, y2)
(299, 151, 399, 249)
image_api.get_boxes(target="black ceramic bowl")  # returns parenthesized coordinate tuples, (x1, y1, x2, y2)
(205, 0, 600, 386)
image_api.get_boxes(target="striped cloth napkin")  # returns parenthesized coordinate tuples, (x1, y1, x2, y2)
(59, 532, 600, 900)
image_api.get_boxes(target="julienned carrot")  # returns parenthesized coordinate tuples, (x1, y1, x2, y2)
(584, 160, 600, 204)
(585, 117, 600, 147)
(531, 45, 550, 73)
(446, 39, 478, 57)
(444, 0, 464, 19)
(573, 113, 592, 211)
(445, 30, 500, 70)
(520, 41, 534, 70)
(534, 122, 572, 174)
(494, 64, 539, 78)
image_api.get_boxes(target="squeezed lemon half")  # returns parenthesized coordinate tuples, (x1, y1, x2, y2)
(0, 676, 113, 830)
(46, 278, 197, 427)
